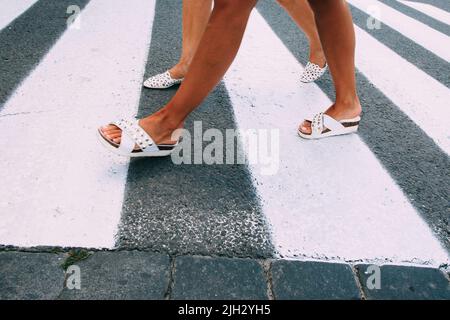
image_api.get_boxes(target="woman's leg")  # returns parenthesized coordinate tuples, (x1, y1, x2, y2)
(102, 0, 258, 144)
(169, 0, 213, 79)
(277, 0, 325, 67)
(300, 0, 361, 134)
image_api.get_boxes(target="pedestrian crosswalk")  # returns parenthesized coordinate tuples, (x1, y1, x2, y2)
(350, 0, 450, 61)
(354, 22, 450, 155)
(0, 0, 37, 31)
(225, 9, 449, 263)
(399, 0, 450, 24)
(0, 0, 449, 266)
(0, 0, 156, 247)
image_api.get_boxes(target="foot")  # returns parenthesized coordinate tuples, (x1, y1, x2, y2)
(143, 62, 188, 89)
(168, 62, 189, 80)
(299, 100, 362, 135)
(309, 49, 327, 69)
(300, 49, 327, 83)
(100, 113, 182, 148)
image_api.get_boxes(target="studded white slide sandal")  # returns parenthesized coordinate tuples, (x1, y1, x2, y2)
(300, 62, 328, 83)
(143, 70, 184, 89)
(298, 112, 361, 140)
(97, 119, 177, 157)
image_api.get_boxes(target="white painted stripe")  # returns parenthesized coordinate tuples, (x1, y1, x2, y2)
(0, 0, 156, 248)
(354, 25, 450, 155)
(224, 10, 449, 265)
(348, 0, 450, 62)
(398, 0, 450, 25)
(0, 0, 38, 31)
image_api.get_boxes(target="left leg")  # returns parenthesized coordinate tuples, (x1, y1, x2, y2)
(101, 0, 259, 147)
(277, 0, 325, 67)
(170, 0, 213, 79)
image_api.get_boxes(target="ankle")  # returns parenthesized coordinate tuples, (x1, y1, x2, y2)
(146, 108, 183, 132)
(310, 55, 327, 68)
(332, 97, 362, 115)
(169, 62, 189, 79)
(309, 44, 326, 67)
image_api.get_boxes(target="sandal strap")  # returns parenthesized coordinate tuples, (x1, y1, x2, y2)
(310, 113, 345, 137)
(311, 112, 324, 137)
(110, 120, 135, 153)
(113, 119, 159, 153)
(323, 114, 346, 131)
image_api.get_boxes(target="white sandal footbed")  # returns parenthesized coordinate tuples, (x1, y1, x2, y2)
(300, 62, 328, 83)
(98, 119, 177, 157)
(143, 70, 184, 89)
(298, 112, 361, 140)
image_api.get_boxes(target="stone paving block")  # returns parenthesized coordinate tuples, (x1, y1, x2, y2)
(171, 256, 268, 300)
(356, 264, 450, 300)
(59, 251, 170, 300)
(271, 260, 361, 300)
(0, 252, 65, 300)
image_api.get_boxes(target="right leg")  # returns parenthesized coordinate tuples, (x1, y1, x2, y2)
(170, 0, 213, 79)
(299, 0, 361, 136)
(102, 0, 259, 145)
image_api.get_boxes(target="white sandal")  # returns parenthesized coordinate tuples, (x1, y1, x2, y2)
(300, 62, 328, 83)
(143, 70, 183, 89)
(298, 112, 361, 140)
(97, 119, 178, 157)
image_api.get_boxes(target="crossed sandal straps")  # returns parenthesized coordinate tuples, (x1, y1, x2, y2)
(298, 112, 361, 140)
(98, 119, 178, 158)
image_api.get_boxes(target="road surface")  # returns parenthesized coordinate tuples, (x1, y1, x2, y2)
(0, 0, 449, 268)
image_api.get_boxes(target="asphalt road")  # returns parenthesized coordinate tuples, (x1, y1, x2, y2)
(0, 0, 449, 266)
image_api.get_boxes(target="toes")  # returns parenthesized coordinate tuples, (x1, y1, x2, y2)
(101, 124, 119, 134)
(108, 132, 123, 140)
(103, 131, 123, 145)
(100, 125, 122, 139)
(105, 129, 122, 136)
(300, 127, 311, 134)
(99, 124, 124, 145)
(299, 120, 312, 134)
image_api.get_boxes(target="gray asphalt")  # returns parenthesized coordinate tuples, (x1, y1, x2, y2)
(0, 0, 448, 258)
(257, 0, 450, 251)
(117, 0, 275, 258)
(351, 4, 450, 88)
(414, 0, 450, 12)
(380, 0, 450, 36)
(0, 0, 90, 109)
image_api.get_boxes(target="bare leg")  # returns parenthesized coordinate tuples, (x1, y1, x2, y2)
(102, 0, 258, 144)
(300, 0, 361, 134)
(277, 0, 325, 67)
(169, 0, 213, 79)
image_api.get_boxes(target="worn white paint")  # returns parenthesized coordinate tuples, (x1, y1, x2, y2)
(349, 0, 450, 62)
(0, 0, 156, 248)
(398, 0, 450, 25)
(0, 0, 38, 31)
(354, 24, 450, 155)
(224, 10, 449, 265)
